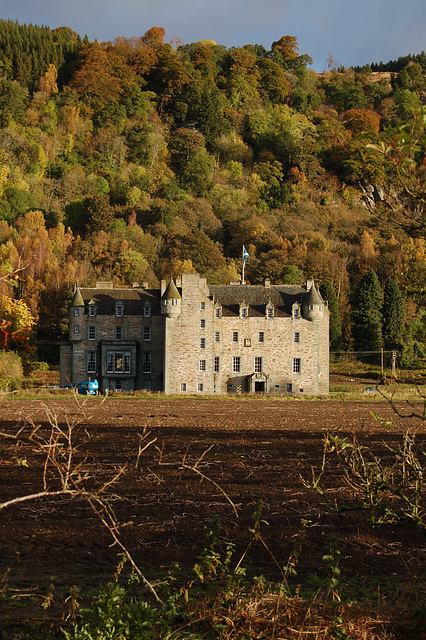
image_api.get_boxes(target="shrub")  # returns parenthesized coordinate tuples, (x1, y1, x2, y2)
(0, 349, 23, 390)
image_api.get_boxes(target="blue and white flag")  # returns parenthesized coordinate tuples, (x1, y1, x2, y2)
(243, 246, 249, 265)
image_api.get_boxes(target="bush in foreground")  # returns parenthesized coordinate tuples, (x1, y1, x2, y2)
(0, 349, 23, 390)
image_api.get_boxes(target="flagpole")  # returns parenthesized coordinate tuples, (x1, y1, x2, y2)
(242, 246, 248, 285)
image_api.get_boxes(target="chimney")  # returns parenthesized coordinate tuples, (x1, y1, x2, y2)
(265, 279, 271, 288)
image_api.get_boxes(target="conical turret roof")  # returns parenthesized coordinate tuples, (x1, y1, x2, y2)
(162, 279, 181, 300)
(307, 283, 323, 306)
(71, 287, 84, 307)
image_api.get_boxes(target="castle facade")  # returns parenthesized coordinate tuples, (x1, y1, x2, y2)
(60, 272, 329, 395)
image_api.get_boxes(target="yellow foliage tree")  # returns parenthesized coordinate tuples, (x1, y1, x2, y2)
(1, 296, 35, 333)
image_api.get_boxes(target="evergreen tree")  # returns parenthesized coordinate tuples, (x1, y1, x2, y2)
(352, 268, 383, 356)
(320, 279, 343, 352)
(382, 277, 405, 351)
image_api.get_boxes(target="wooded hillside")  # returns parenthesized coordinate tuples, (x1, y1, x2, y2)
(0, 20, 425, 364)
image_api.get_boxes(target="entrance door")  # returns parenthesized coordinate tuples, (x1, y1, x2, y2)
(254, 381, 265, 393)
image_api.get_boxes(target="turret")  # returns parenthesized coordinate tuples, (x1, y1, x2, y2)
(302, 282, 326, 320)
(70, 287, 84, 340)
(161, 278, 181, 317)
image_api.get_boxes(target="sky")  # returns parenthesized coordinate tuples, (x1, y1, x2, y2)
(0, 0, 425, 71)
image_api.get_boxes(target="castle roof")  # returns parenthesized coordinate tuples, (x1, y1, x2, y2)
(77, 286, 160, 315)
(209, 284, 307, 317)
(162, 279, 181, 300)
(71, 287, 84, 307)
(307, 283, 324, 306)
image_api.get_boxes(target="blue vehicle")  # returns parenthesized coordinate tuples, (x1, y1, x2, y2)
(76, 379, 99, 395)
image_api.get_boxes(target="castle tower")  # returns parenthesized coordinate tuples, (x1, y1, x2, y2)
(302, 281, 329, 394)
(302, 282, 325, 320)
(69, 287, 85, 340)
(161, 278, 181, 317)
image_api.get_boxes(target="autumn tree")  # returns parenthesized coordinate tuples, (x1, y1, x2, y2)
(0, 296, 35, 360)
(70, 42, 123, 106)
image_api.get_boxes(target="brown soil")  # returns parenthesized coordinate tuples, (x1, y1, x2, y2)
(0, 397, 425, 612)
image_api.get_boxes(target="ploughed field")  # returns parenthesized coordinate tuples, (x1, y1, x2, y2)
(0, 397, 425, 595)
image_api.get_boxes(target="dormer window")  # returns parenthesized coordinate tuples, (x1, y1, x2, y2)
(89, 304, 96, 317)
(214, 306, 221, 318)
(266, 304, 274, 319)
(240, 305, 248, 319)
(115, 303, 124, 317)
(292, 305, 300, 319)
(144, 303, 151, 317)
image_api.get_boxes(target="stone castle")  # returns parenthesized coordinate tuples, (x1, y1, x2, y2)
(60, 272, 329, 395)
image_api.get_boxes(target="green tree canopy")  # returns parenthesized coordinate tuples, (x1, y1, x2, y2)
(352, 268, 383, 356)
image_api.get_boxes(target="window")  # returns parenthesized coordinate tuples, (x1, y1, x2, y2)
(74, 325, 80, 334)
(233, 331, 238, 343)
(232, 356, 241, 373)
(244, 338, 251, 347)
(309, 304, 313, 311)
(293, 307, 300, 319)
(286, 383, 293, 393)
(200, 301, 205, 310)
(115, 352, 123, 372)
(200, 337, 206, 349)
(142, 352, 151, 373)
(143, 326, 151, 341)
(144, 303, 151, 318)
(88, 326, 96, 340)
(87, 351, 96, 374)
(200, 319, 206, 329)
(214, 331, 220, 343)
(197, 383, 204, 392)
(116, 305, 123, 317)
(214, 307, 220, 318)
(214, 356, 219, 372)
(199, 360, 206, 371)
(180, 383, 187, 392)
(266, 307, 273, 319)
(172, 299, 178, 306)
(89, 305, 96, 317)
(74, 308, 80, 317)
(254, 357, 262, 373)
(124, 352, 131, 373)
(115, 379, 122, 391)
(107, 351, 131, 374)
(240, 307, 247, 318)
(107, 352, 114, 373)
(116, 326, 123, 340)
(258, 331, 264, 343)
(293, 358, 301, 373)
(294, 332, 300, 343)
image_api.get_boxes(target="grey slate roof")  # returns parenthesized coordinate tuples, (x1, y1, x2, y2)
(162, 279, 181, 300)
(307, 283, 324, 306)
(71, 287, 85, 307)
(209, 284, 308, 317)
(76, 287, 161, 315)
